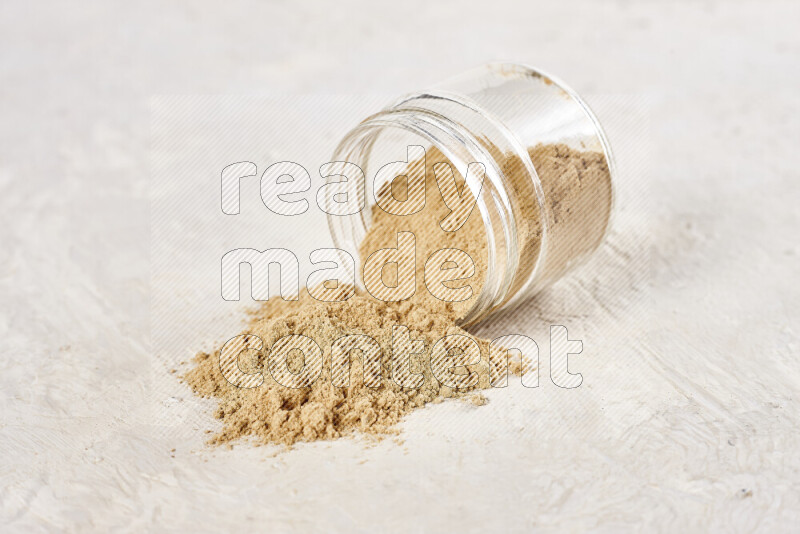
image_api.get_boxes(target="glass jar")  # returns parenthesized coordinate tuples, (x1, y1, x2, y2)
(326, 62, 615, 326)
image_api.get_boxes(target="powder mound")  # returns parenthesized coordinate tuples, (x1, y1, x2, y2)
(184, 293, 499, 447)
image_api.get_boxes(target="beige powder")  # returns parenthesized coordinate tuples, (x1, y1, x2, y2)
(184, 143, 610, 447)
(357, 145, 488, 320)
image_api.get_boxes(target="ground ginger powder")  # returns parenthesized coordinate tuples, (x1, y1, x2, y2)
(184, 143, 611, 447)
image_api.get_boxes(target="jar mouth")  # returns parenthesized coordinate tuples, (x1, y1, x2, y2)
(327, 106, 521, 326)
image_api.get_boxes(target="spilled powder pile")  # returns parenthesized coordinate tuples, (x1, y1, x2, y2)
(186, 294, 495, 446)
(184, 143, 611, 447)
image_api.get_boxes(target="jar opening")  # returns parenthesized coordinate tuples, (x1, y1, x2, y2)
(327, 109, 519, 326)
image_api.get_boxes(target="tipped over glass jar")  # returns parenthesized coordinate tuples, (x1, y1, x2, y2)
(326, 62, 615, 326)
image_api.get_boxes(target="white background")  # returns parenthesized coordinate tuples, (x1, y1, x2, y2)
(1, 1, 799, 532)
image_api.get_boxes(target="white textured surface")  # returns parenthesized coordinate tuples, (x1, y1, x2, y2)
(1, 1, 799, 532)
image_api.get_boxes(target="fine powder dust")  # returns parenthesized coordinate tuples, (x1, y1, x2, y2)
(183, 143, 611, 447)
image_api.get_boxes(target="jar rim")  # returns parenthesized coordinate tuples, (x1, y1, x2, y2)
(327, 106, 521, 326)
